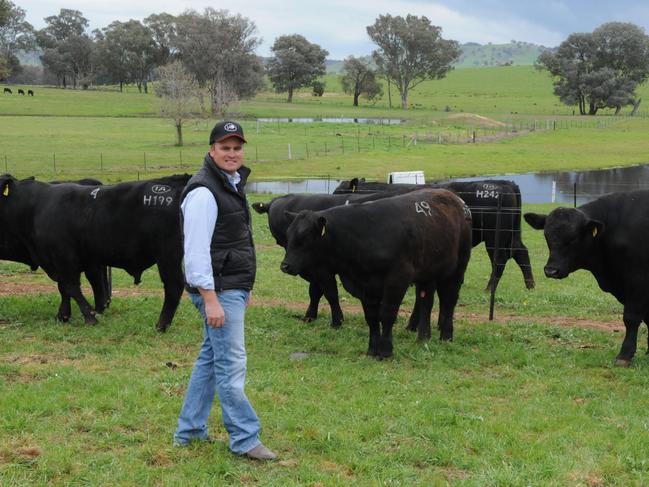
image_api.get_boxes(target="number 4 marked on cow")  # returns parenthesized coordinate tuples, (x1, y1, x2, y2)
(415, 201, 432, 216)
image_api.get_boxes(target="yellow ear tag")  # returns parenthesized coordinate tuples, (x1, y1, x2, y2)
(592, 227, 598, 237)
(2, 184, 8, 196)
(321, 225, 326, 237)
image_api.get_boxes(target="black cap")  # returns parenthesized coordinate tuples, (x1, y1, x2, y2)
(209, 121, 247, 145)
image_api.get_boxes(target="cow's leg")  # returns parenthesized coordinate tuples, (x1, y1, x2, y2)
(58, 280, 97, 325)
(85, 265, 110, 313)
(361, 298, 381, 357)
(155, 260, 184, 332)
(407, 284, 436, 340)
(615, 306, 643, 366)
(303, 280, 321, 323)
(319, 274, 344, 328)
(512, 238, 535, 289)
(436, 277, 463, 342)
(485, 242, 510, 292)
(377, 281, 410, 358)
(56, 284, 72, 322)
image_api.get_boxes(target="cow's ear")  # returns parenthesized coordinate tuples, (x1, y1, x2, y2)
(317, 216, 327, 237)
(350, 178, 359, 192)
(284, 211, 298, 223)
(524, 212, 546, 230)
(252, 202, 269, 214)
(586, 219, 604, 238)
(0, 175, 15, 198)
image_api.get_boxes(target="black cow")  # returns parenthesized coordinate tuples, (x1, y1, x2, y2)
(525, 191, 649, 367)
(281, 189, 473, 358)
(0, 177, 111, 317)
(3, 88, 11, 94)
(334, 178, 534, 292)
(253, 193, 381, 327)
(17, 89, 24, 95)
(27, 90, 34, 96)
(0, 173, 190, 331)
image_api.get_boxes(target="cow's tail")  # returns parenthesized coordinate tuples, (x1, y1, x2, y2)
(251, 202, 270, 214)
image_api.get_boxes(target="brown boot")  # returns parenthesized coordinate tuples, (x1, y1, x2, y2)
(244, 443, 277, 461)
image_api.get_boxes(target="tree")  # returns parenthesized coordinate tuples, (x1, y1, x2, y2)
(155, 61, 199, 146)
(537, 22, 649, 115)
(96, 20, 156, 93)
(37, 9, 93, 88)
(340, 56, 383, 106)
(173, 8, 264, 115)
(0, 1, 35, 79)
(144, 13, 177, 67)
(266, 34, 328, 103)
(367, 14, 460, 109)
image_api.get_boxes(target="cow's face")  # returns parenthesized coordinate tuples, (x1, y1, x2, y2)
(280, 210, 326, 276)
(525, 208, 603, 279)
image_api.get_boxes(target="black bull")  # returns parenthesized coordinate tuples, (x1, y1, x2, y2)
(280, 189, 473, 358)
(0, 173, 190, 331)
(0, 177, 111, 317)
(334, 178, 535, 292)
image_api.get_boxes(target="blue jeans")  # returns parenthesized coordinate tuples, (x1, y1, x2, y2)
(173, 290, 261, 453)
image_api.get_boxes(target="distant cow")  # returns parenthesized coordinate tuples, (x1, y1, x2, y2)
(253, 192, 386, 327)
(27, 90, 34, 96)
(525, 190, 649, 366)
(0, 173, 190, 331)
(17, 89, 24, 95)
(281, 189, 472, 358)
(334, 178, 534, 292)
(0, 177, 111, 317)
(3, 88, 11, 94)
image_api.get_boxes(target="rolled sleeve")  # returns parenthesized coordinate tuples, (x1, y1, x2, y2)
(181, 187, 217, 290)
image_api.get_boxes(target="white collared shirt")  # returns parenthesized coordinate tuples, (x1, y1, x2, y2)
(181, 171, 241, 290)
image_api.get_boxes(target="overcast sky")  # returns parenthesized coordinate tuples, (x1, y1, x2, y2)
(15, 0, 649, 59)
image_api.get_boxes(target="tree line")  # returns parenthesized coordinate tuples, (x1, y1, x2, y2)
(2, 1, 649, 119)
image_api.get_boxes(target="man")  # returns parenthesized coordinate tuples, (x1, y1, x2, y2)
(173, 121, 276, 461)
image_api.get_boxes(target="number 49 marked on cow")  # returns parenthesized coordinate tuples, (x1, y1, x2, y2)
(415, 201, 433, 216)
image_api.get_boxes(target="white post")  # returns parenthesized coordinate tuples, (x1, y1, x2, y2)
(551, 180, 556, 203)
(288, 143, 292, 160)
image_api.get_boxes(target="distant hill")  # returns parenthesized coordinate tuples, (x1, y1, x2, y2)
(455, 41, 550, 68)
(325, 42, 552, 74)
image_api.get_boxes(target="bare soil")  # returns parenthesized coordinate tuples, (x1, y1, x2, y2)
(0, 282, 622, 333)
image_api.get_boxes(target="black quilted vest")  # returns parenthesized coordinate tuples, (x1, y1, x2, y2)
(180, 154, 256, 291)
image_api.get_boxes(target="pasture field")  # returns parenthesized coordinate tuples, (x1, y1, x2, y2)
(2, 201, 649, 486)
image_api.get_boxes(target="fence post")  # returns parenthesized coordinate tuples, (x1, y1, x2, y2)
(288, 144, 292, 160)
(489, 197, 503, 321)
(143, 152, 147, 171)
(324, 141, 327, 156)
(573, 182, 577, 208)
(551, 180, 556, 203)
(357, 136, 360, 152)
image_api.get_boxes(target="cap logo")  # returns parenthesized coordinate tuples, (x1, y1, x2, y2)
(224, 123, 238, 132)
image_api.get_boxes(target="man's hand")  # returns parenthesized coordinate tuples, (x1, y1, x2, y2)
(200, 289, 225, 328)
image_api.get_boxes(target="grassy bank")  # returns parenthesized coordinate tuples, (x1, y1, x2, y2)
(1, 201, 647, 485)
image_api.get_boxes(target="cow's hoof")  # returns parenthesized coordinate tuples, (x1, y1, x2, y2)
(614, 358, 631, 368)
(156, 323, 169, 333)
(85, 316, 98, 326)
(366, 348, 379, 358)
(525, 280, 536, 290)
(56, 314, 70, 322)
(416, 335, 431, 343)
(302, 315, 316, 323)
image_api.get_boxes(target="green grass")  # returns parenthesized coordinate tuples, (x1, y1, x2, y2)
(1, 65, 649, 484)
(1, 202, 648, 485)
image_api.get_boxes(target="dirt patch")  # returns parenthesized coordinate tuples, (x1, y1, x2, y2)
(0, 282, 622, 332)
(446, 112, 507, 128)
(250, 296, 622, 333)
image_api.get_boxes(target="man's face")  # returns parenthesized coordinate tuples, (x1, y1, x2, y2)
(209, 136, 244, 174)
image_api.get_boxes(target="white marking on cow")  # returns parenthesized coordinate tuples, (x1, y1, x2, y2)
(151, 184, 171, 194)
(475, 189, 499, 199)
(90, 188, 100, 199)
(415, 201, 433, 216)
